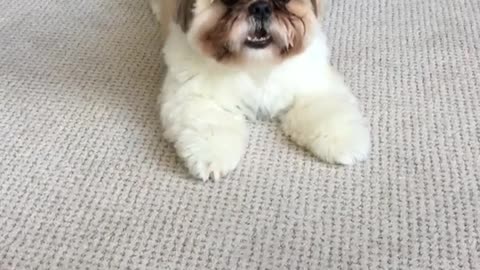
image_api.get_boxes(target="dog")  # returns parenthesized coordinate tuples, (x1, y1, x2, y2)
(150, 0, 370, 181)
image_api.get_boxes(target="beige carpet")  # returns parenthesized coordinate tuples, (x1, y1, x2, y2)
(1, 0, 479, 269)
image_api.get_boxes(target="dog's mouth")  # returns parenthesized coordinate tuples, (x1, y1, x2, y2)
(245, 29, 272, 49)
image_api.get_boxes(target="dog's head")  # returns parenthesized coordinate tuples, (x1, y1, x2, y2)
(176, 0, 324, 65)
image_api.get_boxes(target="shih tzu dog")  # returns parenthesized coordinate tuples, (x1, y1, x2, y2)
(150, 0, 370, 181)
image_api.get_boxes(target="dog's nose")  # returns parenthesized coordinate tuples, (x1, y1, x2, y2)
(249, 1, 272, 20)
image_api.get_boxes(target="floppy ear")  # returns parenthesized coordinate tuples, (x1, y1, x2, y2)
(176, 0, 196, 32)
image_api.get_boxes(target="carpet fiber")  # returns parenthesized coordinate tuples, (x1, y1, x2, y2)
(1, 0, 479, 269)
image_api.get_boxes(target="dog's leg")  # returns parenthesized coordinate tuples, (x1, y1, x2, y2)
(159, 88, 248, 181)
(281, 68, 370, 165)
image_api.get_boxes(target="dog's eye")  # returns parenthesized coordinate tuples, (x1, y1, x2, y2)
(222, 0, 237, 7)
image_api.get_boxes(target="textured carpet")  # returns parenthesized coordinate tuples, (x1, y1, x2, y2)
(1, 0, 479, 269)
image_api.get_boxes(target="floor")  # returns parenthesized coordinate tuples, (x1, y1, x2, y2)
(0, 0, 479, 269)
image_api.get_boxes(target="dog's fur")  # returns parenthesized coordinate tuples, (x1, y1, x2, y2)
(150, 0, 370, 180)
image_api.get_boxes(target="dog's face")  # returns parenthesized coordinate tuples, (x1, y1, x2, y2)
(176, 0, 323, 64)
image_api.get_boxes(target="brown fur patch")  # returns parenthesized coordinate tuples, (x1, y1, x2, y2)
(190, 0, 320, 64)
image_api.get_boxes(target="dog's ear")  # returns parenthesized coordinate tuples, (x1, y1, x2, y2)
(176, 0, 196, 32)
(311, 0, 326, 19)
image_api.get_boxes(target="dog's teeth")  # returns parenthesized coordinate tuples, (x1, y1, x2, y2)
(247, 34, 271, 43)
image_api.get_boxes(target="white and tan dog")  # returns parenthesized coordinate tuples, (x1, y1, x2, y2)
(150, 0, 370, 181)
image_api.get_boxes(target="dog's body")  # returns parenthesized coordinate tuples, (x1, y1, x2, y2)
(151, 0, 370, 180)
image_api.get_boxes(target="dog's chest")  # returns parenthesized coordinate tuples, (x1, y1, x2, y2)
(236, 71, 295, 120)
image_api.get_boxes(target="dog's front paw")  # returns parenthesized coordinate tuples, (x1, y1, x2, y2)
(282, 94, 370, 165)
(306, 119, 370, 165)
(184, 149, 242, 181)
(175, 129, 247, 181)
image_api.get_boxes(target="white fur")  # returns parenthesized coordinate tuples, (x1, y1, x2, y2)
(154, 5, 370, 181)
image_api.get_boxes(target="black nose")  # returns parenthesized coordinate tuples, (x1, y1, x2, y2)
(248, 1, 272, 20)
